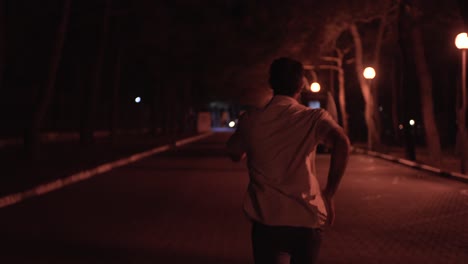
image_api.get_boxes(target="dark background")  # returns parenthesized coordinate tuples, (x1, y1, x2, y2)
(0, 0, 466, 146)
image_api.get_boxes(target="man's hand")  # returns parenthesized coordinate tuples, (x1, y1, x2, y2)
(227, 129, 246, 162)
(322, 190, 335, 226)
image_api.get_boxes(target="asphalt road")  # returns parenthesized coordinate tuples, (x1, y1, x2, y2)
(0, 133, 467, 263)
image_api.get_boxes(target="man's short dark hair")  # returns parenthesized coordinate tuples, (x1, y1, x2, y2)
(269, 57, 304, 96)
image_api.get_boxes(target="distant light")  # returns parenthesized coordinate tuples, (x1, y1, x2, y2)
(228, 121, 236, 128)
(135, 97, 141, 103)
(310, 82, 321, 93)
(455, 32, 468, 49)
(399, 124, 404, 130)
(308, 100, 321, 109)
(363, 67, 376, 80)
(409, 119, 415, 126)
(379, 106, 383, 112)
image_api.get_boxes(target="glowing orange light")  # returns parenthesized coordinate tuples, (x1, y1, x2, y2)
(455, 33, 468, 49)
(310, 82, 321, 93)
(363, 67, 376, 79)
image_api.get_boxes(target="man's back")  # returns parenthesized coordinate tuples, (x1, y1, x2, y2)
(235, 95, 340, 228)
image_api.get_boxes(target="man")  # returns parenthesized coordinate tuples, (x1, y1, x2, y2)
(227, 57, 350, 264)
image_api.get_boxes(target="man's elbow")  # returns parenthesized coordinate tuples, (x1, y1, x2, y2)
(226, 138, 246, 162)
(334, 132, 351, 155)
(228, 152, 246, 162)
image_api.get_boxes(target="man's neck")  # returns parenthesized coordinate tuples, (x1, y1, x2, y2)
(274, 92, 300, 101)
(292, 92, 301, 101)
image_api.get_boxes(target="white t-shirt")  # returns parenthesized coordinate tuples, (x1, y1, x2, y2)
(229, 95, 342, 228)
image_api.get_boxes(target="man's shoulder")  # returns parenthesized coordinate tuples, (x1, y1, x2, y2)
(307, 107, 327, 116)
(291, 104, 327, 117)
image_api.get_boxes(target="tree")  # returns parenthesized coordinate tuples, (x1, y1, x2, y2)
(350, 23, 381, 150)
(399, 0, 442, 166)
(309, 48, 352, 135)
(110, 44, 122, 142)
(80, 0, 111, 145)
(0, 0, 5, 92)
(314, 0, 396, 150)
(25, 0, 72, 159)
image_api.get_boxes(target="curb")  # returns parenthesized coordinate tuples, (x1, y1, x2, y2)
(0, 132, 214, 209)
(353, 147, 468, 183)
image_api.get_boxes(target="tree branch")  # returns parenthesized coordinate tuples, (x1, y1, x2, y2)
(318, 65, 342, 72)
(321, 56, 340, 64)
(304, 64, 342, 72)
(345, 58, 355, 65)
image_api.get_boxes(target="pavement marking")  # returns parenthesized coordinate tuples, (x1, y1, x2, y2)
(451, 171, 468, 181)
(353, 147, 468, 183)
(418, 164, 439, 173)
(175, 133, 214, 147)
(397, 158, 417, 167)
(0, 132, 213, 209)
(378, 153, 396, 160)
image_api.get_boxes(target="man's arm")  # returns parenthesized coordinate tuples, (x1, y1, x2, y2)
(321, 127, 350, 225)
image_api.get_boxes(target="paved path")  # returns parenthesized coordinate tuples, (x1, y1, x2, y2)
(0, 133, 467, 263)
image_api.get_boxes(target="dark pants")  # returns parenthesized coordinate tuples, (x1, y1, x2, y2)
(251, 222, 322, 264)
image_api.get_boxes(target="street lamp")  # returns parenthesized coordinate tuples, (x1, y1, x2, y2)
(363, 66, 376, 91)
(455, 32, 468, 173)
(310, 82, 321, 93)
(455, 33, 468, 113)
(363, 67, 376, 80)
(455, 33, 468, 111)
(363, 66, 377, 150)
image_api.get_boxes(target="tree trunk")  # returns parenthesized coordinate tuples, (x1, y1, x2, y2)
(397, 2, 416, 161)
(149, 76, 159, 137)
(372, 15, 387, 145)
(110, 45, 122, 143)
(149, 63, 164, 137)
(350, 23, 380, 150)
(180, 75, 192, 133)
(0, 0, 5, 91)
(326, 91, 339, 122)
(407, 1, 442, 167)
(391, 52, 401, 144)
(336, 56, 349, 135)
(161, 78, 172, 135)
(80, 0, 111, 145)
(318, 51, 349, 135)
(25, 0, 72, 159)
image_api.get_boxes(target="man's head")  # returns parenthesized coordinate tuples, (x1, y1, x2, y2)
(269, 57, 304, 97)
